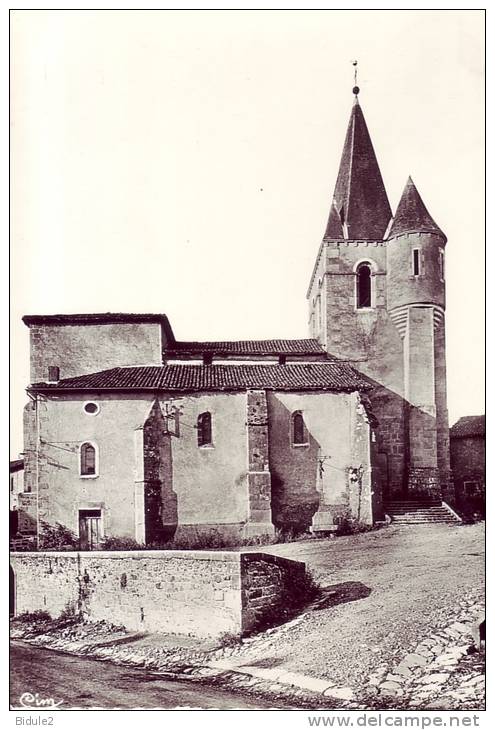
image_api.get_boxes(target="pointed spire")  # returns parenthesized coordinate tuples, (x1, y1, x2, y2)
(324, 95, 392, 240)
(388, 177, 446, 240)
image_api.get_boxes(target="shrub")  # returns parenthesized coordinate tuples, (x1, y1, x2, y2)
(39, 522, 79, 551)
(217, 631, 242, 648)
(101, 536, 144, 551)
(251, 567, 322, 634)
(454, 496, 485, 523)
(13, 609, 52, 624)
(59, 601, 78, 620)
(284, 568, 321, 611)
(334, 517, 373, 536)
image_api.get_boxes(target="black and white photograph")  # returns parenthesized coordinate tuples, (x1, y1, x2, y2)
(8, 8, 485, 718)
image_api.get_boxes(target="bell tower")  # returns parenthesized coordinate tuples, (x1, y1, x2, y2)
(307, 83, 452, 502)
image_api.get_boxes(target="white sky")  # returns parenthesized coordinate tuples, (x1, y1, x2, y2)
(9, 9, 484, 458)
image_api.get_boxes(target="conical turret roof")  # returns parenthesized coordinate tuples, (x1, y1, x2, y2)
(324, 97, 392, 240)
(388, 177, 446, 240)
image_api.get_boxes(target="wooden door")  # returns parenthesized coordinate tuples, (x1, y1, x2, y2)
(79, 510, 102, 550)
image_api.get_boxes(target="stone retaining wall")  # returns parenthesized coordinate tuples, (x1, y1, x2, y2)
(10, 550, 305, 639)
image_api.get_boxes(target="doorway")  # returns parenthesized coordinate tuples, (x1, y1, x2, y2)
(376, 452, 389, 501)
(79, 509, 102, 550)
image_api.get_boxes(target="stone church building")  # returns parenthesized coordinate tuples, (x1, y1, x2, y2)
(19, 87, 453, 548)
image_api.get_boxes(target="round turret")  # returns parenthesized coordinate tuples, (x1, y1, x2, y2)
(386, 177, 446, 312)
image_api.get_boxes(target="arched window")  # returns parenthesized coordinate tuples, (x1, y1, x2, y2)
(292, 411, 307, 446)
(80, 442, 98, 477)
(197, 412, 213, 447)
(356, 263, 372, 309)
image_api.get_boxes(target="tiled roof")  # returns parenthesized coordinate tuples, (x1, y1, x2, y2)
(326, 98, 392, 240)
(168, 339, 327, 356)
(10, 459, 24, 472)
(388, 177, 445, 240)
(450, 415, 485, 439)
(30, 363, 371, 393)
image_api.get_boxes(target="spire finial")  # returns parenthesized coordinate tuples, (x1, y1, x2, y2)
(352, 60, 360, 97)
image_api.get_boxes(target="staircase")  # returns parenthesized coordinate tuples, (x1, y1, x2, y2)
(385, 499, 461, 525)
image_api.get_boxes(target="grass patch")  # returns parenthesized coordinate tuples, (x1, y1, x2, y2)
(216, 631, 243, 648)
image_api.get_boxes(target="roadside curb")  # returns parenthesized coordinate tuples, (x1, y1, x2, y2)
(206, 658, 355, 700)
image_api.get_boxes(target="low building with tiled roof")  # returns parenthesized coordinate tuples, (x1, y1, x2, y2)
(21, 310, 379, 546)
(450, 415, 485, 439)
(450, 416, 485, 514)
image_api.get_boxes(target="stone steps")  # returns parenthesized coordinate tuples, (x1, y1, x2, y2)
(385, 501, 460, 525)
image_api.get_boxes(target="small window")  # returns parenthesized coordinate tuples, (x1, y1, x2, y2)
(47, 366, 60, 383)
(464, 481, 479, 497)
(10, 477, 14, 493)
(356, 263, 372, 308)
(439, 250, 444, 281)
(412, 249, 420, 276)
(292, 411, 307, 446)
(80, 442, 98, 477)
(197, 412, 213, 447)
(83, 401, 100, 415)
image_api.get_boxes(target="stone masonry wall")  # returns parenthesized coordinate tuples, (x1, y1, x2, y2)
(450, 436, 485, 500)
(240, 552, 306, 634)
(308, 240, 407, 499)
(10, 550, 305, 639)
(142, 400, 176, 544)
(245, 391, 273, 537)
(434, 324, 452, 498)
(27, 322, 164, 383)
(16, 493, 37, 534)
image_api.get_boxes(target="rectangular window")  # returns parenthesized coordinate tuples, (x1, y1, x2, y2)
(10, 477, 14, 493)
(197, 412, 213, 447)
(439, 250, 444, 280)
(412, 249, 420, 276)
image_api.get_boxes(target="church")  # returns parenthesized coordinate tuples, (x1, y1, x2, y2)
(18, 84, 454, 548)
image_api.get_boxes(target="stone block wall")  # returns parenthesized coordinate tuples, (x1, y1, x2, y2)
(240, 552, 306, 633)
(450, 436, 485, 502)
(16, 493, 37, 534)
(10, 550, 305, 639)
(245, 391, 273, 537)
(26, 321, 165, 383)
